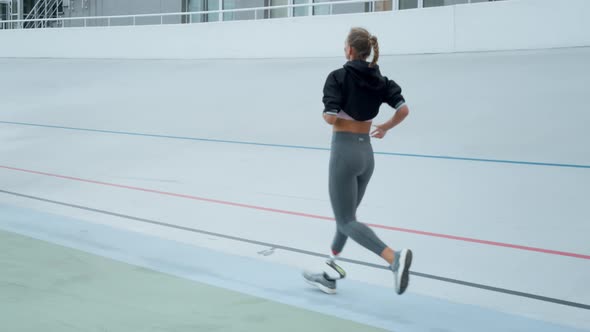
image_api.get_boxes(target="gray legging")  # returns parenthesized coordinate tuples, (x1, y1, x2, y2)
(329, 131, 387, 256)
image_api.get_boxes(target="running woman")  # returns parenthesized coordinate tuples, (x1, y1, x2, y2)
(304, 27, 413, 295)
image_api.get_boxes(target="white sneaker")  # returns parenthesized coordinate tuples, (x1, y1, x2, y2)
(303, 272, 337, 294)
(391, 249, 413, 295)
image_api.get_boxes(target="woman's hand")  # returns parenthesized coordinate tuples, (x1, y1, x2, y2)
(370, 124, 388, 139)
(323, 113, 337, 125)
(371, 105, 409, 138)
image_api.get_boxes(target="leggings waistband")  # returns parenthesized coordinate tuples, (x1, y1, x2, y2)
(331, 131, 371, 145)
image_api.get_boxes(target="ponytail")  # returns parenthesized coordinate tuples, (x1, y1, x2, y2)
(347, 28, 380, 67)
(369, 35, 379, 67)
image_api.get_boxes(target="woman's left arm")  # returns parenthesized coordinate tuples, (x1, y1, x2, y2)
(322, 72, 342, 125)
(323, 113, 337, 125)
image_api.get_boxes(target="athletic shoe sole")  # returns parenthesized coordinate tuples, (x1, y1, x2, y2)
(395, 249, 413, 295)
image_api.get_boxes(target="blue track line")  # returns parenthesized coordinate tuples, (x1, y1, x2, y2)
(2, 120, 588, 169)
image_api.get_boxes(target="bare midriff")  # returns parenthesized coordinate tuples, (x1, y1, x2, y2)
(333, 118, 372, 134)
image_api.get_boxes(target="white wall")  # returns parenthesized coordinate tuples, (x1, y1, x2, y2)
(0, 0, 588, 59)
(454, 0, 590, 52)
(1, 50, 589, 329)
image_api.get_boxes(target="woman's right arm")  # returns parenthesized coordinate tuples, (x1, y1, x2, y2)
(371, 79, 409, 138)
(371, 105, 409, 138)
(381, 104, 410, 130)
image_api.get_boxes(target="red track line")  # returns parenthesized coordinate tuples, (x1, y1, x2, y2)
(2, 165, 589, 260)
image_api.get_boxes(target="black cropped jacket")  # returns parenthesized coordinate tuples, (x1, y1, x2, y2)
(322, 60, 406, 121)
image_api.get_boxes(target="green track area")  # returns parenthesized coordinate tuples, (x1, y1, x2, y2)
(0, 230, 388, 332)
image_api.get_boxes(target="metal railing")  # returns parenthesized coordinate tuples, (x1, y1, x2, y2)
(0, 0, 13, 24)
(0, 0, 490, 30)
(22, 0, 63, 28)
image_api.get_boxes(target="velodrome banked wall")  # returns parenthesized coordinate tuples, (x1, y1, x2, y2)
(0, 0, 589, 59)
